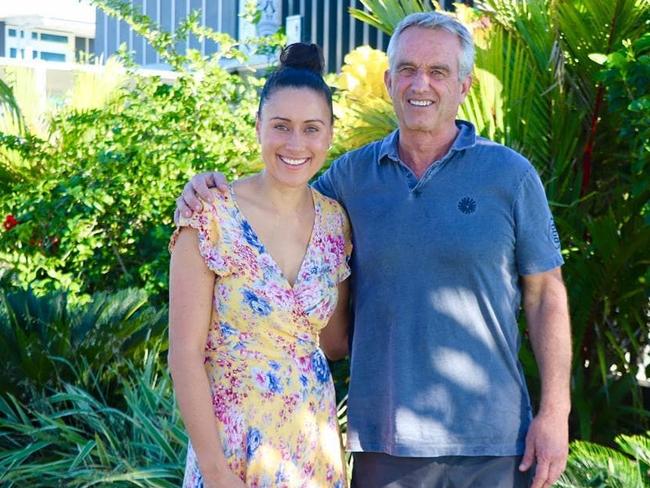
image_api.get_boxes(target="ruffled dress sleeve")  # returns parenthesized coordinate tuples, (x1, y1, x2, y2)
(168, 190, 232, 276)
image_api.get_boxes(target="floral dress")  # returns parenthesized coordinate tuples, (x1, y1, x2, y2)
(170, 186, 351, 488)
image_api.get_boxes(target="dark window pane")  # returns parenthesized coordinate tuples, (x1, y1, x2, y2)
(41, 33, 69, 43)
(9, 47, 16, 57)
(32, 32, 38, 39)
(40, 51, 66, 62)
(8, 29, 16, 37)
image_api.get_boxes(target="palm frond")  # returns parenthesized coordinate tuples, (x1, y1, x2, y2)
(348, 0, 435, 35)
(331, 97, 397, 159)
(0, 351, 185, 487)
(616, 432, 650, 467)
(0, 79, 24, 134)
(557, 435, 650, 488)
(0, 287, 167, 399)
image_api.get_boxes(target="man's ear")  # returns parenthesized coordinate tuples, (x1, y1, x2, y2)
(384, 69, 392, 93)
(460, 74, 472, 100)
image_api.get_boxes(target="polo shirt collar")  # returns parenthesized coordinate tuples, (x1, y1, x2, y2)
(378, 119, 477, 164)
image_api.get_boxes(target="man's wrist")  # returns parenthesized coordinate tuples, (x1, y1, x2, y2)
(537, 400, 571, 418)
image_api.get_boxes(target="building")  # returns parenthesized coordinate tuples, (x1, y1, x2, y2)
(94, 0, 392, 73)
(0, 0, 95, 63)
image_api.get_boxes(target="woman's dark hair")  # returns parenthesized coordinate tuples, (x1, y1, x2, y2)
(258, 43, 333, 122)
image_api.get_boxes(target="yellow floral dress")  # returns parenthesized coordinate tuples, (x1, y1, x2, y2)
(170, 187, 351, 488)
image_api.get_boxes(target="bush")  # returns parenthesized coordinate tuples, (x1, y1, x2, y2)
(0, 0, 284, 300)
(0, 351, 186, 487)
(558, 431, 650, 487)
(0, 287, 167, 401)
(0, 65, 261, 300)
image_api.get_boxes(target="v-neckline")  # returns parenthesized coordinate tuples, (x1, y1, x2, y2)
(229, 184, 319, 290)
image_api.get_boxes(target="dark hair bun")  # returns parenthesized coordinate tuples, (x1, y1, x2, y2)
(279, 43, 324, 75)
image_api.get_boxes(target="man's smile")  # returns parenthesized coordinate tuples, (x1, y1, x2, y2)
(408, 99, 434, 107)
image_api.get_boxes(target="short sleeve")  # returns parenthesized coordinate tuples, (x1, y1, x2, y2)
(334, 208, 353, 284)
(169, 193, 231, 276)
(513, 168, 565, 275)
(312, 157, 344, 202)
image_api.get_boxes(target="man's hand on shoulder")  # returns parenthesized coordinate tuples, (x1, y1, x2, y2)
(519, 409, 569, 488)
(174, 171, 229, 224)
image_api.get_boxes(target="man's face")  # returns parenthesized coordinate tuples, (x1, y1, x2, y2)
(384, 27, 471, 136)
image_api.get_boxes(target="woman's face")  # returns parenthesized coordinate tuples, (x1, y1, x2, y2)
(256, 87, 333, 188)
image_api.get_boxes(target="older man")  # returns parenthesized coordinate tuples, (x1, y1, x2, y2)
(177, 12, 571, 488)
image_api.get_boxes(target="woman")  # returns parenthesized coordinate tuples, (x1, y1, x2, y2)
(168, 43, 351, 488)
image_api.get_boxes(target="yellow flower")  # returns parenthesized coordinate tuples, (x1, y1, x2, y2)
(334, 46, 389, 101)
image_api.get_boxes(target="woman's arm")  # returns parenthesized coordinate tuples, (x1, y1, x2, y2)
(168, 228, 244, 487)
(319, 279, 350, 361)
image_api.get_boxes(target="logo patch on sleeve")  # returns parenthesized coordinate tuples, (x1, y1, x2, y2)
(549, 218, 561, 249)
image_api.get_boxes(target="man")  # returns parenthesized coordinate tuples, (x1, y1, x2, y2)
(177, 12, 571, 488)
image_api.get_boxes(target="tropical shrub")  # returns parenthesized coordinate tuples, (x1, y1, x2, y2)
(563, 27, 650, 442)
(598, 31, 650, 201)
(0, 68, 260, 299)
(0, 287, 167, 400)
(0, 3, 270, 300)
(558, 431, 650, 487)
(0, 351, 186, 487)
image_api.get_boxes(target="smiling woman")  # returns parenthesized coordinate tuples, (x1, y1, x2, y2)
(168, 43, 352, 488)
(255, 85, 332, 189)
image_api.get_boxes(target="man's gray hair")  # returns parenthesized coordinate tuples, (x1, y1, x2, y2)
(386, 11, 475, 80)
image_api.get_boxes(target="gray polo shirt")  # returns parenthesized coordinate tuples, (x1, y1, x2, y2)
(313, 120, 564, 457)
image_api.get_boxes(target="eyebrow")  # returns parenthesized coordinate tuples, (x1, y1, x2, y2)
(270, 116, 326, 125)
(396, 62, 451, 71)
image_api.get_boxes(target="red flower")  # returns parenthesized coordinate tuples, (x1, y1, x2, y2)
(3, 214, 18, 231)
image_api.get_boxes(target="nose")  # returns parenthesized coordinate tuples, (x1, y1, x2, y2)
(285, 129, 304, 151)
(411, 69, 430, 91)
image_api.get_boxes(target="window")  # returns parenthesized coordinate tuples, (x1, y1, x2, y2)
(40, 51, 66, 62)
(9, 48, 17, 58)
(32, 32, 38, 40)
(8, 29, 16, 37)
(33, 50, 39, 59)
(40, 33, 69, 43)
(20, 31, 24, 38)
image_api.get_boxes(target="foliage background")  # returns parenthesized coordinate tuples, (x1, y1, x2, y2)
(0, 0, 648, 486)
